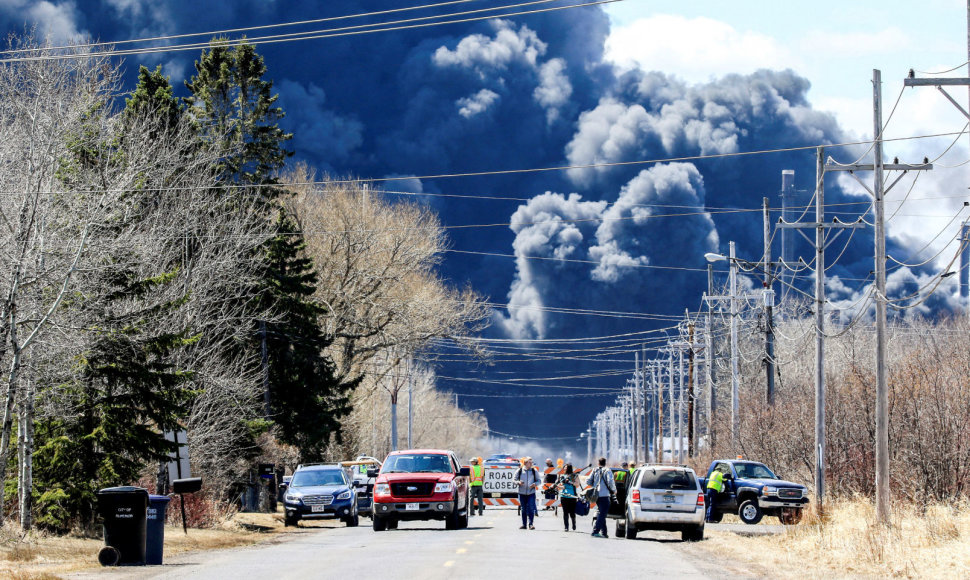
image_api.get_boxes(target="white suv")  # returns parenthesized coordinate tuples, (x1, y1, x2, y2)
(616, 464, 706, 541)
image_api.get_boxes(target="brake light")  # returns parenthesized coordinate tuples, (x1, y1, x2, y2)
(631, 489, 640, 503)
(696, 493, 705, 506)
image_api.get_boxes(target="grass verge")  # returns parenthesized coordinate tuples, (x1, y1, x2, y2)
(0, 508, 325, 579)
(700, 497, 970, 579)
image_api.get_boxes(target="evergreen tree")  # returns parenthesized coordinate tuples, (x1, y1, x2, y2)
(33, 268, 197, 531)
(124, 65, 182, 131)
(185, 39, 349, 457)
(184, 39, 291, 190)
(261, 212, 352, 456)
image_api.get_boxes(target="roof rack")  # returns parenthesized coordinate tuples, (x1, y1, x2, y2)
(295, 462, 342, 470)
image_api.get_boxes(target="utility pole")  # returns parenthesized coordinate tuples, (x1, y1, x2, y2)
(778, 148, 865, 513)
(763, 197, 776, 406)
(872, 69, 890, 524)
(633, 352, 639, 464)
(706, 265, 717, 452)
(667, 349, 675, 463)
(407, 358, 413, 449)
(803, 78, 931, 520)
(729, 241, 739, 450)
(687, 320, 695, 457)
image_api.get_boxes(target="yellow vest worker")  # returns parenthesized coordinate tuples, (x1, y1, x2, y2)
(707, 471, 724, 493)
(470, 464, 484, 486)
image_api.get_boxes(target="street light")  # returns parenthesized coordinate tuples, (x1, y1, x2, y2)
(704, 241, 739, 449)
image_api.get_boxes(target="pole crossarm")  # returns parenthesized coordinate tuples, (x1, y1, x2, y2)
(823, 162, 933, 172)
(903, 77, 970, 86)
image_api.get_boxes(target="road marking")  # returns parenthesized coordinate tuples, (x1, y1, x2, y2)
(443, 561, 455, 568)
(464, 540, 474, 545)
(456, 548, 467, 554)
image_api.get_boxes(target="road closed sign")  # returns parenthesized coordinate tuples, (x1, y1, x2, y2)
(483, 467, 519, 494)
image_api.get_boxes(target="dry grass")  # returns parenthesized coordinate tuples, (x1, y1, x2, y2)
(0, 508, 310, 579)
(701, 497, 970, 579)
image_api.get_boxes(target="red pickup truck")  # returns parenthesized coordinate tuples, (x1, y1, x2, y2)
(369, 449, 471, 531)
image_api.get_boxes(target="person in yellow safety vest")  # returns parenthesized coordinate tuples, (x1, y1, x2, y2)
(705, 470, 724, 523)
(614, 462, 629, 483)
(469, 457, 485, 516)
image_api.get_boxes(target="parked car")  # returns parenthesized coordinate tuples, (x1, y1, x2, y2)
(370, 449, 471, 531)
(343, 456, 381, 519)
(616, 464, 706, 542)
(698, 459, 809, 524)
(283, 463, 361, 527)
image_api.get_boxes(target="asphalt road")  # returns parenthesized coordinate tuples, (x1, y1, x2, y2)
(79, 508, 758, 580)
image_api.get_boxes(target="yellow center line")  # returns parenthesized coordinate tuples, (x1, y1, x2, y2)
(456, 548, 467, 554)
(464, 540, 474, 545)
(444, 561, 455, 568)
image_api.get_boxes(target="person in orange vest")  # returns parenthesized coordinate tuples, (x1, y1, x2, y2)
(469, 457, 485, 516)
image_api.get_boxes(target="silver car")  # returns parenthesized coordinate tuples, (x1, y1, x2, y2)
(615, 464, 706, 541)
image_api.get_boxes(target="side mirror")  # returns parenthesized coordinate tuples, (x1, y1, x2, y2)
(367, 469, 379, 478)
(458, 467, 470, 477)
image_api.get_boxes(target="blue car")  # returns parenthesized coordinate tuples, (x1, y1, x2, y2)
(284, 464, 360, 527)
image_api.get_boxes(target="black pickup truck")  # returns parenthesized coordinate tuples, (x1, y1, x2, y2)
(699, 459, 809, 524)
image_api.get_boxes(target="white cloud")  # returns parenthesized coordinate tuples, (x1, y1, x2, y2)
(533, 58, 572, 124)
(604, 15, 790, 82)
(433, 20, 546, 74)
(457, 89, 500, 118)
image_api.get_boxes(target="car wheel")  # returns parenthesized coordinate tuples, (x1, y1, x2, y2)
(738, 499, 764, 525)
(346, 513, 359, 527)
(459, 496, 470, 528)
(387, 519, 398, 530)
(708, 511, 723, 524)
(779, 508, 802, 525)
(372, 515, 387, 532)
(625, 518, 637, 539)
(284, 515, 298, 527)
(681, 525, 704, 542)
(615, 518, 625, 537)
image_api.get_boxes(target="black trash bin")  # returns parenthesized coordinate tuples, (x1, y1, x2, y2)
(146, 495, 171, 565)
(97, 486, 149, 566)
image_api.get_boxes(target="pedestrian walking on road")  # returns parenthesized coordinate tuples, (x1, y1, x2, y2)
(469, 457, 485, 517)
(514, 457, 541, 530)
(542, 458, 558, 509)
(587, 457, 616, 538)
(557, 463, 579, 531)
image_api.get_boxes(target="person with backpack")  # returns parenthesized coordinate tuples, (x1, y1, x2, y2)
(514, 457, 541, 530)
(557, 463, 580, 531)
(586, 457, 617, 538)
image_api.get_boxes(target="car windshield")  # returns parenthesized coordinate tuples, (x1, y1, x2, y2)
(291, 470, 345, 487)
(639, 469, 697, 490)
(383, 454, 451, 473)
(734, 463, 776, 479)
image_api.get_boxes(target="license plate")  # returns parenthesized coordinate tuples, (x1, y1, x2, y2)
(405, 503, 419, 511)
(311, 505, 326, 513)
(662, 494, 676, 503)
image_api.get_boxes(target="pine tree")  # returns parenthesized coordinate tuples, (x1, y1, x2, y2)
(33, 269, 198, 531)
(184, 38, 291, 190)
(186, 39, 349, 457)
(261, 212, 351, 456)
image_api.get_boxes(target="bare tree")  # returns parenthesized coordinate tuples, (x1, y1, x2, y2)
(282, 170, 490, 391)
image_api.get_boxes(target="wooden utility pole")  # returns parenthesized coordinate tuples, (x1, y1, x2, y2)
(687, 321, 695, 457)
(762, 198, 776, 406)
(817, 77, 931, 521)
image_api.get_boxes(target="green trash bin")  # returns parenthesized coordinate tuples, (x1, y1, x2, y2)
(97, 486, 148, 566)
